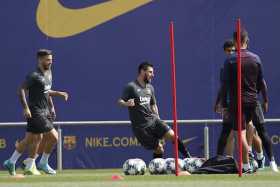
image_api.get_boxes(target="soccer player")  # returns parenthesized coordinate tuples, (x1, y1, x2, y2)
(215, 41, 263, 160)
(3, 49, 68, 175)
(118, 62, 191, 159)
(215, 40, 235, 157)
(220, 29, 263, 173)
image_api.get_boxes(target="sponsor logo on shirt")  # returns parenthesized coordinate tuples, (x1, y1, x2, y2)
(139, 96, 150, 105)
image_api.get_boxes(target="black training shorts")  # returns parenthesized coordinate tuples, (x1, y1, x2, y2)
(132, 119, 171, 150)
(230, 105, 256, 131)
(27, 110, 54, 134)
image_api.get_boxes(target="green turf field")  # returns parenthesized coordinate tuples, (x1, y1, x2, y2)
(0, 169, 279, 187)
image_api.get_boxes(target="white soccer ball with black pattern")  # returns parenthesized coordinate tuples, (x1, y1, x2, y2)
(122, 158, 146, 175)
(164, 158, 184, 174)
(148, 158, 165, 175)
(183, 158, 204, 173)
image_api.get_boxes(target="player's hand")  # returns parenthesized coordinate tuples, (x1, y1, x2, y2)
(214, 103, 222, 114)
(60, 92, 69, 101)
(262, 101, 268, 113)
(49, 107, 56, 120)
(23, 108, 32, 119)
(126, 99, 135, 107)
(221, 108, 229, 119)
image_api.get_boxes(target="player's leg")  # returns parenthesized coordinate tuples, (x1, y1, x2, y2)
(252, 133, 265, 169)
(232, 107, 251, 173)
(131, 125, 164, 158)
(159, 120, 191, 158)
(153, 142, 164, 158)
(23, 114, 53, 175)
(253, 103, 278, 172)
(37, 128, 58, 174)
(23, 132, 43, 175)
(246, 121, 255, 159)
(217, 119, 232, 156)
(3, 133, 30, 175)
(225, 130, 234, 157)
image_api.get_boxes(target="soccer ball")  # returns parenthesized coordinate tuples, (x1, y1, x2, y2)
(148, 158, 165, 175)
(164, 158, 184, 174)
(123, 158, 146, 175)
(184, 158, 204, 173)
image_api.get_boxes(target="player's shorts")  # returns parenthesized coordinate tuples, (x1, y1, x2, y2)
(230, 105, 256, 131)
(132, 119, 171, 150)
(27, 110, 54, 134)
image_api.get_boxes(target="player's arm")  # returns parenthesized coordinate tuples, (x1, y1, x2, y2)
(17, 82, 31, 119)
(150, 87, 160, 119)
(48, 90, 69, 101)
(48, 95, 56, 120)
(220, 61, 229, 109)
(118, 98, 135, 107)
(214, 68, 224, 113)
(151, 104, 160, 119)
(257, 61, 268, 112)
(118, 84, 135, 107)
(260, 79, 269, 113)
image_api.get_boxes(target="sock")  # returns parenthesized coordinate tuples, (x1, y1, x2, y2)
(153, 152, 163, 159)
(270, 156, 275, 161)
(256, 151, 264, 160)
(243, 163, 251, 170)
(177, 138, 191, 158)
(25, 158, 35, 170)
(39, 153, 50, 165)
(9, 150, 22, 164)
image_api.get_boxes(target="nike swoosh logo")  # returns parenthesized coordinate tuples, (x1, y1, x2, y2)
(36, 0, 153, 38)
(182, 137, 198, 146)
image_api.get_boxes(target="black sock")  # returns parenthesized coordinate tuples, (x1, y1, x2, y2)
(153, 152, 163, 159)
(177, 138, 191, 158)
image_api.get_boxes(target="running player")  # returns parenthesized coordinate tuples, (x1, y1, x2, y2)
(3, 49, 68, 175)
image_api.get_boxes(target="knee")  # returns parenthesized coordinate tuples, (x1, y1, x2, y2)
(45, 130, 58, 144)
(164, 129, 175, 140)
(50, 132, 58, 143)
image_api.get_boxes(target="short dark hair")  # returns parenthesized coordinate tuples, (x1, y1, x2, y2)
(223, 40, 234, 51)
(138, 61, 153, 74)
(233, 29, 249, 44)
(37, 49, 52, 58)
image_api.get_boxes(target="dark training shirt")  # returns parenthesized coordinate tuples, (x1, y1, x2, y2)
(121, 80, 158, 128)
(25, 68, 52, 113)
(221, 49, 264, 109)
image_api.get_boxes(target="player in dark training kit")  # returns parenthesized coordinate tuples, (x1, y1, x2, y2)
(3, 49, 69, 175)
(118, 62, 191, 159)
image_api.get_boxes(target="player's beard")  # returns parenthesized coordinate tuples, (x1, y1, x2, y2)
(43, 64, 51, 70)
(144, 74, 151, 83)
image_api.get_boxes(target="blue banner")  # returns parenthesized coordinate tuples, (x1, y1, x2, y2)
(1, 123, 279, 169)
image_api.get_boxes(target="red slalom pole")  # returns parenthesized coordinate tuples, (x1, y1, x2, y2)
(169, 21, 179, 176)
(236, 18, 243, 177)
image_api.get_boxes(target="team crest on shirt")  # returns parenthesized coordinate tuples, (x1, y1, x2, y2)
(63, 136, 77, 150)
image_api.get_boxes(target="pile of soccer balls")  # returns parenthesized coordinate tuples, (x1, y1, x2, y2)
(123, 157, 205, 175)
